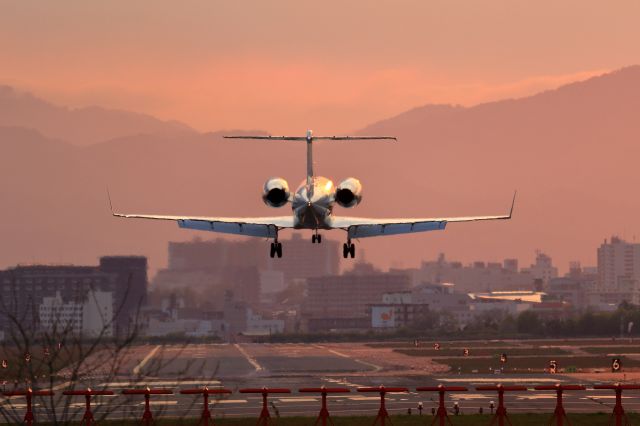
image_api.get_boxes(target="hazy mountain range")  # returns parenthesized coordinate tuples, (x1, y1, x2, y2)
(0, 85, 195, 145)
(1, 66, 639, 273)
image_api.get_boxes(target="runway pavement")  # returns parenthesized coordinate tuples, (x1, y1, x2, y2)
(2, 342, 639, 422)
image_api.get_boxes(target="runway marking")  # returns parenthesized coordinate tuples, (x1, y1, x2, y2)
(278, 398, 318, 403)
(141, 400, 178, 405)
(450, 393, 489, 400)
(132, 345, 161, 376)
(5, 403, 41, 408)
(348, 396, 382, 401)
(314, 345, 382, 372)
(322, 377, 366, 388)
(234, 344, 263, 372)
(516, 394, 557, 400)
(437, 378, 566, 383)
(101, 380, 221, 387)
(213, 399, 248, 404)
(585, 395, 633, 399)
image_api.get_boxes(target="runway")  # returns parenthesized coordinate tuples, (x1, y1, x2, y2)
(2, 342, 639, 422)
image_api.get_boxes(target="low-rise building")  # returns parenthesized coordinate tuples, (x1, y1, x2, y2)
(369, 303, 430, 328)
(39, 290, 114, 337)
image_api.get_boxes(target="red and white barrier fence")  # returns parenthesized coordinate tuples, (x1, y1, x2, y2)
(2, 383, 640, 425)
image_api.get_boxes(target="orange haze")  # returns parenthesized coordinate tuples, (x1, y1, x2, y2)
(1, 1, 639, 133)
(1, 2, 640, 273)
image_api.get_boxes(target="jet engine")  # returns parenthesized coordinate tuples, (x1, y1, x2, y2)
(335, 178, 362, 208)
(262, 178, 290, 207)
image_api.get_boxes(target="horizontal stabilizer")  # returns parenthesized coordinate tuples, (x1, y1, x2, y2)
(223, 135, 396, 141)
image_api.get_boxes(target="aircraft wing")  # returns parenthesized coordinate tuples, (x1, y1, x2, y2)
(111, 211, 294, 238)
(331, 193, 516, 239)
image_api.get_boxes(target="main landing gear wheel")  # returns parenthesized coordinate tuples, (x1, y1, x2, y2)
(270, 242, 283, 258)
(312, 234, 322, 244)
(343, 242, 356, 258)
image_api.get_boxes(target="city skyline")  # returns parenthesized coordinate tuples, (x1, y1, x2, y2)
(1, 3, 640, 288)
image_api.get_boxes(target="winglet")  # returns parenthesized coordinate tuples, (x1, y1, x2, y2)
(509, 190, 517, 219)
(106, 187, 115, 216)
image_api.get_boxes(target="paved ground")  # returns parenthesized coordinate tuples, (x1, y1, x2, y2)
(2, 341, 640, 422)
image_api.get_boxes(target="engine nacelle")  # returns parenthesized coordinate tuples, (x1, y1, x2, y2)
(262, 177, 290, 207)
(335, 178, 362, 208)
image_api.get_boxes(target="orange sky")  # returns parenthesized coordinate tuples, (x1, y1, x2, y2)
(1, 1, 639, 133)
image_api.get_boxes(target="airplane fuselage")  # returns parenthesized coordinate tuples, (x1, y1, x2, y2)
(291, 176, 335, 230)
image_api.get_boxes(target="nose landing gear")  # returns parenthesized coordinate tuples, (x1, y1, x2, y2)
(270, 241, 282, 258)
(343, 241, 355, 258)
(311, 233, 322, 244)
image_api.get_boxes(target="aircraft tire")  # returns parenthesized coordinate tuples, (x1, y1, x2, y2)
(349, 243, 356, 258)
(343, 243, 349, 258)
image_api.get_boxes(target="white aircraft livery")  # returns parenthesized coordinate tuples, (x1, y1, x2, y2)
(111, 130, 515, 258)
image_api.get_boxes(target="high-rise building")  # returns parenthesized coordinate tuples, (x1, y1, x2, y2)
(167, 238, 267, 270)
(406, 254, 534, 292)
(0, 256, 147, 337)
(99, 256, 148, 335)
(155, 235, 339, 310)
(597, 236, 640, 291)
(302, 263, 410, 331)
(522, 251, 558, 285)
(503, 259, 519, 273)
(166, 235, 339, 281)
(267, 233, 340, 281)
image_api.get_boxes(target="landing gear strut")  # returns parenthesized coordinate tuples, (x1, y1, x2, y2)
(312, 233, 322, 244)
(343, 241, 355, 258)
(270, 241, 282, 258)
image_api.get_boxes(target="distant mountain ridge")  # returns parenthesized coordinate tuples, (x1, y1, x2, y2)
(0, 85, 196, 145)
(361, 66, 640, 134)
(1, 66, 640, 273)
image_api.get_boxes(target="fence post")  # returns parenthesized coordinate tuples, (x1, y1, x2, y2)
(180, 386, 232, 426)
(121, 387, 174, 426)
(416, 384, 468, 426)
(475, 384, 527, 426)
(239, 387, 291, 426)
(533, 384, 585, 426)
(299, 386, 350, 426)
(63, 388, 114, 425)
(593, 383, 640, 426)
(357, 385, 408, 426)
(3, 388, 54, 426)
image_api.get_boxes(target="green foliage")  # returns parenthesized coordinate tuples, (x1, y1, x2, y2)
(265, 303, 640, 343)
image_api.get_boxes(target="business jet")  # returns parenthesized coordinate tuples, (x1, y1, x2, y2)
(111, 130, 515, 258)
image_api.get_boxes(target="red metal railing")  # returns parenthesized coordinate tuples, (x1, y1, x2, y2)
(416, 385, 468, 426)
(2, 382, 640, 424)
(533, 384, 586, 426)
(121, 387, 174, 426)
(357, 386, 408, 426)
(63, 388, 114, 426)
(180, 387, 232, 426)
(593, 383, 640, 426)
(3, 388, 54, 426)
(299, 386, 350, 426)
(239, 387, 291, 426)
(476, 384, 527, 426)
